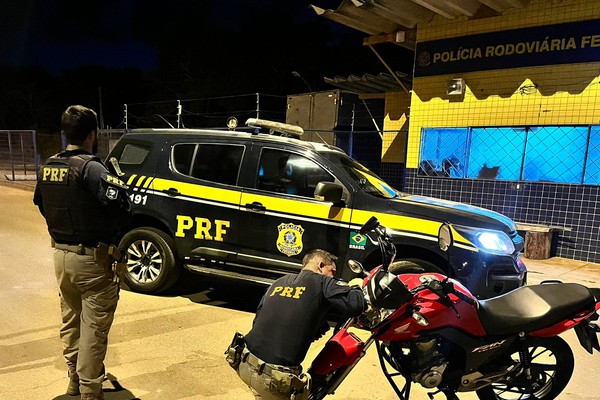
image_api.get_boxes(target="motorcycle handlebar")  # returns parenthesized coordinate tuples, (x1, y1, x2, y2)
(414, 278, 477, 307)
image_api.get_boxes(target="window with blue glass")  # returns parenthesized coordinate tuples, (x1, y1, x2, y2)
(418, 128, 468, 177)
(522, 126, 587, 184)
(468, 127, 526, 180)
(584, 127, 600, 185)
(419, 125, 598, 185)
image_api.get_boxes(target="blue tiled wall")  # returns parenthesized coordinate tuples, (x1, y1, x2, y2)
(401, 169, 600, 263)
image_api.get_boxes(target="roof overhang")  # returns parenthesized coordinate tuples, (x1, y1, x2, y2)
(310, 0, 531, 51)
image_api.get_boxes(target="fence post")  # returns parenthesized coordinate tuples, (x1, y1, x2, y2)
(32, 130, 38, 174)
(8, 131, 15, 181)
(20, 133, 27, 177)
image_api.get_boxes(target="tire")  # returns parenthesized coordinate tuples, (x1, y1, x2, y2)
(475, 336, 574, 400)
(119, 227, 182, 294)
(389, 258, 445, 275)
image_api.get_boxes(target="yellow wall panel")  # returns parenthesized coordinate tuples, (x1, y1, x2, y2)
(387, 0, 600, 169)
(381, 91, 410, 162)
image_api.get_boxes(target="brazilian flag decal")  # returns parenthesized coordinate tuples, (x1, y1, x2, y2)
(349, 232, 367, 250)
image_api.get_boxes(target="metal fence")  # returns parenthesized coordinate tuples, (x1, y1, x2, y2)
(123, 93, 287, 130)
(97, 129, 127, 160)
(0, 130, 38, 181)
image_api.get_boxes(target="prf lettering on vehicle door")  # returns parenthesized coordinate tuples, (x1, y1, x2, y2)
(175, 215, 230, 242)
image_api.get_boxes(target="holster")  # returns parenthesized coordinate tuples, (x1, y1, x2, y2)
(94, 243, 126, 282)
(289, 372, 312, 400)
(225, 331, 245, 370)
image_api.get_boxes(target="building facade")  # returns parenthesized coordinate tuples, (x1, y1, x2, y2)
(380, 0, 600, 262)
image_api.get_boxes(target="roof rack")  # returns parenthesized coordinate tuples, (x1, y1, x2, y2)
(245, 118, 304, 138)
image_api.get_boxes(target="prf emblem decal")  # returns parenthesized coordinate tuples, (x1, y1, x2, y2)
(276, 223, 304, 257)
(349, 232, 367, 250)
(106, 187, 118, 200)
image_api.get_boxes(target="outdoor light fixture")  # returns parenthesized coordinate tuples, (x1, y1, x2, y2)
(447, 78, 465, 96)
(292, 71, 313, 92)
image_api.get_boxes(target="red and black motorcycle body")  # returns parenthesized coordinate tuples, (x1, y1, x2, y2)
(308, 260, 600, 400)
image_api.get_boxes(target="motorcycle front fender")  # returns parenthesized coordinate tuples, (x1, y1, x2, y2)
(309, 328, 365, 376)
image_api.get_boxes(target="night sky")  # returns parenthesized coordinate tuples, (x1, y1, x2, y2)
(0, 0, 412, 131)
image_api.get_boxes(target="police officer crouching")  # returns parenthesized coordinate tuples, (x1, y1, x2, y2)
(226, 249, 366, 399)
(33, 105, 132, 400)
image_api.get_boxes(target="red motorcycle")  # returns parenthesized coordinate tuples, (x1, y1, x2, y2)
(308, 217, 600, 400)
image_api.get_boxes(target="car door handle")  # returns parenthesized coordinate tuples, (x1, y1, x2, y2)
(245, 201, 266, 212)
(163, 187, 180, 197)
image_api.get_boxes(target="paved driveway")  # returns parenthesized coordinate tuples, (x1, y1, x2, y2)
(0, 184, 598, 400)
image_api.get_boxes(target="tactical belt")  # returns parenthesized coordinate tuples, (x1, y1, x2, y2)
(242, 348, 301, 376)
(54, 243, 96, 256)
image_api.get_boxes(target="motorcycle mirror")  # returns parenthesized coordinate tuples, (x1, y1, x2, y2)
(347, 259, 365, 275)
(360, 216, 380, 234)
(438, 223, 453, 252)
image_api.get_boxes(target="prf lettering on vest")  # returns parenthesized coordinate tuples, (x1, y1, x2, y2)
(270, 286, 306, 299)
(175, 215, 230, 241)
(106, 174, 125, 186)
(42, 167, 68, 182)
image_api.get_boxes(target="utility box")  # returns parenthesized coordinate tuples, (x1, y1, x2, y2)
(286, 90, 358, 145)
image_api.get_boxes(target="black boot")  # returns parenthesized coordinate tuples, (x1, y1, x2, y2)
(66, 367, 79, 396)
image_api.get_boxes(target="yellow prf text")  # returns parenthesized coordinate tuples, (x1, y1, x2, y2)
(175, 215, 230, 242)
(270, 286, 306, 299)
(42, 167, 68, 182)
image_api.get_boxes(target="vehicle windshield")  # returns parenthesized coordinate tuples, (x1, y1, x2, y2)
(323, 152, 399, 199)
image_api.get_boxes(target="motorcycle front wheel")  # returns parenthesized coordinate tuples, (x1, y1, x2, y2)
(476, 336, 574, 400)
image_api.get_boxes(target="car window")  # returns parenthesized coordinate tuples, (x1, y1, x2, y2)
(172, 143, 243, 186)
(118, 143, 150, 165)
(256, 148, 334, 198)
(323, 152, 398, 199)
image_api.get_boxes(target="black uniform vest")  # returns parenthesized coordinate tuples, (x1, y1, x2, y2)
(37, 152, 120, 245)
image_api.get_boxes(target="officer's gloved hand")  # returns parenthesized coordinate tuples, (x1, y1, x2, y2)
(348, 277, 364, 288)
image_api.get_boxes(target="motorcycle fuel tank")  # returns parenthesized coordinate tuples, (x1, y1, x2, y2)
(309, 328, 365, 376)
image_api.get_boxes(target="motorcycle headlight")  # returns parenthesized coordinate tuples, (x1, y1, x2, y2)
(454, 226, 515, 256)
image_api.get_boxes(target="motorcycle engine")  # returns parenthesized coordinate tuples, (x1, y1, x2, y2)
(410, 339, 448, 388)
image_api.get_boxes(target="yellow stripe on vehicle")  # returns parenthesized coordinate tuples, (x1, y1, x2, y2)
(151, 177, 242, 205)
(131, 175, 474, 247)
(240, 192, 352, 223)
(127, 174, 137, 185)
(350, 209, 472, 246)
(135, 175, 147, 187)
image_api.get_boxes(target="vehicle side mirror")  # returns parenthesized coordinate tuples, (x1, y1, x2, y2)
(360, 216, 380, 234)
(314, 181, 344, 205)
(438, 223, 453, 251)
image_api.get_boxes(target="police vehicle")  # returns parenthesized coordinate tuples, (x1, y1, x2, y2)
(107, 118, 526, 299)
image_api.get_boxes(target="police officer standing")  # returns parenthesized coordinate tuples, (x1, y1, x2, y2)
(227, 249, 365, 399)
(33, 105, 131, 400)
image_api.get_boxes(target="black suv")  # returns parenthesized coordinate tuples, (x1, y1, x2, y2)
(107, 119, 526, 299)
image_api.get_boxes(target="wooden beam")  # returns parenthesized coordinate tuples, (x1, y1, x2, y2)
(443, 0, 482, 16)
(504, 0, 530, 8)
(362, 30, 416, 50)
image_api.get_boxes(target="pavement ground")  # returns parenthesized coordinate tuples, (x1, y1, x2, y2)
(0, 180, 599, 400)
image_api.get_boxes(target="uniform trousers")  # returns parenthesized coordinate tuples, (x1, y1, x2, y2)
(238, 360, 290, 400)
(237, 349, 303, 400)
(54, 249, 119, 396)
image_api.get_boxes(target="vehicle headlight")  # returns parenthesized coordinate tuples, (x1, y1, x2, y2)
(454, 226, 515, 256)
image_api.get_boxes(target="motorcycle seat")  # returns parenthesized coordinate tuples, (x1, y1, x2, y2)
(477, 283, 596, 335)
